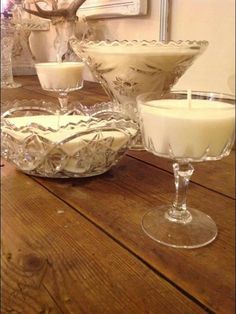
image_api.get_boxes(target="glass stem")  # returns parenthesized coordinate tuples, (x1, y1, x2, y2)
(58, 92, 68, 113)
(165, 162, 194, 224)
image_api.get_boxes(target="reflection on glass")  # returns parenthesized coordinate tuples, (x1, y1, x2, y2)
(1, 18, 22, 88)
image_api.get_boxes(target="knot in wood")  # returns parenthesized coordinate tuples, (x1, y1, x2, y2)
(19, 254, 45, 272)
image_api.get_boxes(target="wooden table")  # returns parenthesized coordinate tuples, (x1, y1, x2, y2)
(1, 76, 235, 314)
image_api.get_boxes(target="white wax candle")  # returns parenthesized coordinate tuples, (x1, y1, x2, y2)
(140, 99, 235, 159)
(86, 45, 200, 55)
(82, 45, 202, 113)
(35, 62, 84, 91)
(3, 115, 136, 173)
(86, 46, 200, 71)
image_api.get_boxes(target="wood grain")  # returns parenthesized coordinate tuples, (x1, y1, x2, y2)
(33, 156, 235, 314)
(1, 79, 109, 107)
(1, 163, 207, 314)
(1, 253, 62, 313)
(128, 150, 235, 199)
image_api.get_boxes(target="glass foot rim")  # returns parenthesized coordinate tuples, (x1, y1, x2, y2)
(142, 206, 218, 249)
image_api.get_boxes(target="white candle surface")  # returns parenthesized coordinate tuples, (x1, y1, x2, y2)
(86, 46, 200, 72)
(35, 62, 84, 91)
(140, 99, 235, 159)
(86, 45, 200, 56)
(3, 115, 136, 173)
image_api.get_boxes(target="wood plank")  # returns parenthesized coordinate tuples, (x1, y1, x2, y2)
(23, 82, 109, 105)
(1, 253, 62, 314)
(1, 163, 207, 314)
(13, 75, 107, 96)
(1, 85, 55, 103)
(1, 76, 109, 108)
(31, 156, 235, 314)
(128, 150, 235, 199)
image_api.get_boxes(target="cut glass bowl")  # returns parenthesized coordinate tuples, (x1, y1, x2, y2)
(1, 100, 138, 178)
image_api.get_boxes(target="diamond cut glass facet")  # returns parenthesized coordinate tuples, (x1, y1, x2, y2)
(1, 101, 138, 178)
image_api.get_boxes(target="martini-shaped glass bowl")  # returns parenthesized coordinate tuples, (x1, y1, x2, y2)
(70, 39, 208, 148)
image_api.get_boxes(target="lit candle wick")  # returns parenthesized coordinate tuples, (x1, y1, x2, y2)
(187, 89, 192, 109)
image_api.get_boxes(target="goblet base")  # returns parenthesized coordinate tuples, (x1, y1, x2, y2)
(142, 206, 217, 249)
(1, 81, 22, 89)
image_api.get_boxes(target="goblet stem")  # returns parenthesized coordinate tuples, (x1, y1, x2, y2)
(141, 160, 218, 248)
(165, 162, 194, 224)
(58, 92, 69, 113)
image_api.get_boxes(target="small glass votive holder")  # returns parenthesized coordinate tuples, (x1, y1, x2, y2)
(35, 62, 84, 113)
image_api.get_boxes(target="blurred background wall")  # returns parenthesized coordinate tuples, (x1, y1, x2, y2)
(27, 0, 235, 95)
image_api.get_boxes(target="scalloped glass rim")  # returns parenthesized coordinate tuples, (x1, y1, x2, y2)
(1, 99, 133, 118)
(2, 115, 137, 137)
(2, 122, 138, 154)
(1, 99, 139, 178)
(1, 99, 138, 137)
(169, 90, 235, 101)
(1, 99, 57, 117)
(70, 38, 209, 49)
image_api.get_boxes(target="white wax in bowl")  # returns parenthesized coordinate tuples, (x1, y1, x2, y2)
(3, 115, 136, 173)
(140, 99, 235, 159)
(35, 62, 84, 91)
(86, 46, 200, 70)
(87, 46, 200, 55)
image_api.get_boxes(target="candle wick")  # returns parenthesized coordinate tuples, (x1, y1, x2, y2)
(187, 89, 192, 109)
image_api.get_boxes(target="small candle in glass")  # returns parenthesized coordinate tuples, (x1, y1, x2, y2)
(35, 61, 84, 112)
(137, 91, 235, 248)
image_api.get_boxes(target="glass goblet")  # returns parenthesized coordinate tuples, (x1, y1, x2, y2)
(35, 62, 84, 113)
(137, 91, 235, 248)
